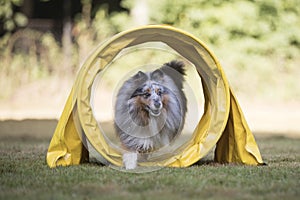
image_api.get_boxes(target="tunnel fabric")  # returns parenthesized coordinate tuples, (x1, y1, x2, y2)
(47, 25, 263, 168)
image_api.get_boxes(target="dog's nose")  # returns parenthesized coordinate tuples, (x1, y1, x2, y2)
(154, 101, 161, 109)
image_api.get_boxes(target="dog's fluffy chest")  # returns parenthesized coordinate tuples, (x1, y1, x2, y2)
(120, 116, 171, 152)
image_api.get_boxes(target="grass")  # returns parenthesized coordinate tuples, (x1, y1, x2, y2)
(0, 135, 299, 200)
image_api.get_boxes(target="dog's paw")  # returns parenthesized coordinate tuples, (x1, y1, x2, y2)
(123, 152, 138, 170)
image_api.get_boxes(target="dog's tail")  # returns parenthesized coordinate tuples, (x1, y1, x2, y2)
(164, 60, 186, 75)
(161, 60, 185, 90)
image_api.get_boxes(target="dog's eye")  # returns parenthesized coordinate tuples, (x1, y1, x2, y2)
(143, 93, 151, 98)
(157, 89, 162, 96)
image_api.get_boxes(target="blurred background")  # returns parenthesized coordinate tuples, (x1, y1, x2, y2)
(0, 0, 299, 136)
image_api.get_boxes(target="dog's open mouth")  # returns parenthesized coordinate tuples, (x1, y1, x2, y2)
(150, 109, 161, 117)
(146, 106, 161, 117)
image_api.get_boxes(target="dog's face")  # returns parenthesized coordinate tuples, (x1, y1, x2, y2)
(134, 83, 164, 117)
(129, 70, 167, 117)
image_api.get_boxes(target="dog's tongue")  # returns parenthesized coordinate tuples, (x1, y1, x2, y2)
(150, 109, 160, 117)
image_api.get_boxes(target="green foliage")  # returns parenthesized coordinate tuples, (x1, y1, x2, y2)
(0, 0, 28, 31)
(0, 30, 60, 98)
(0, 0, 300, 101)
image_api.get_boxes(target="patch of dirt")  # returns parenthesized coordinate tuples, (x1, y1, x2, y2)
(0, 76, 73, 119)
(238, 97, 300, 136)
(0, 78, 299, 137)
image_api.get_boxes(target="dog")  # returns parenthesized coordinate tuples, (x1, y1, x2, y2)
(114, 60, 187, 169)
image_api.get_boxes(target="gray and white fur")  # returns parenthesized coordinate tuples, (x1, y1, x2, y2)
(114, 60, 187, 169)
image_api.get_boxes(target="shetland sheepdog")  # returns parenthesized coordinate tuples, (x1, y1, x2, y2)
(114, 60, 187, 169)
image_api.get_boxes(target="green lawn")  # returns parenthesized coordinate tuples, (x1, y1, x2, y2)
(0, 134, 299, 200)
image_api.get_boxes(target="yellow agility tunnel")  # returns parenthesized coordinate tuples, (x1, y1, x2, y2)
(47, 25, 263, 169)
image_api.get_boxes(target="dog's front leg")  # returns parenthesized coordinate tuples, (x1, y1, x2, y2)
(123, 152, 138, 169)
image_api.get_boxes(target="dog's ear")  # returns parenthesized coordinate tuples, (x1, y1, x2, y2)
(132, 71, 148, 82)
(150, 69, 164, 82)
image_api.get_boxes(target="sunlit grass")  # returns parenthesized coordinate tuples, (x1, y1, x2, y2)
(0, 134, 299, 200)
